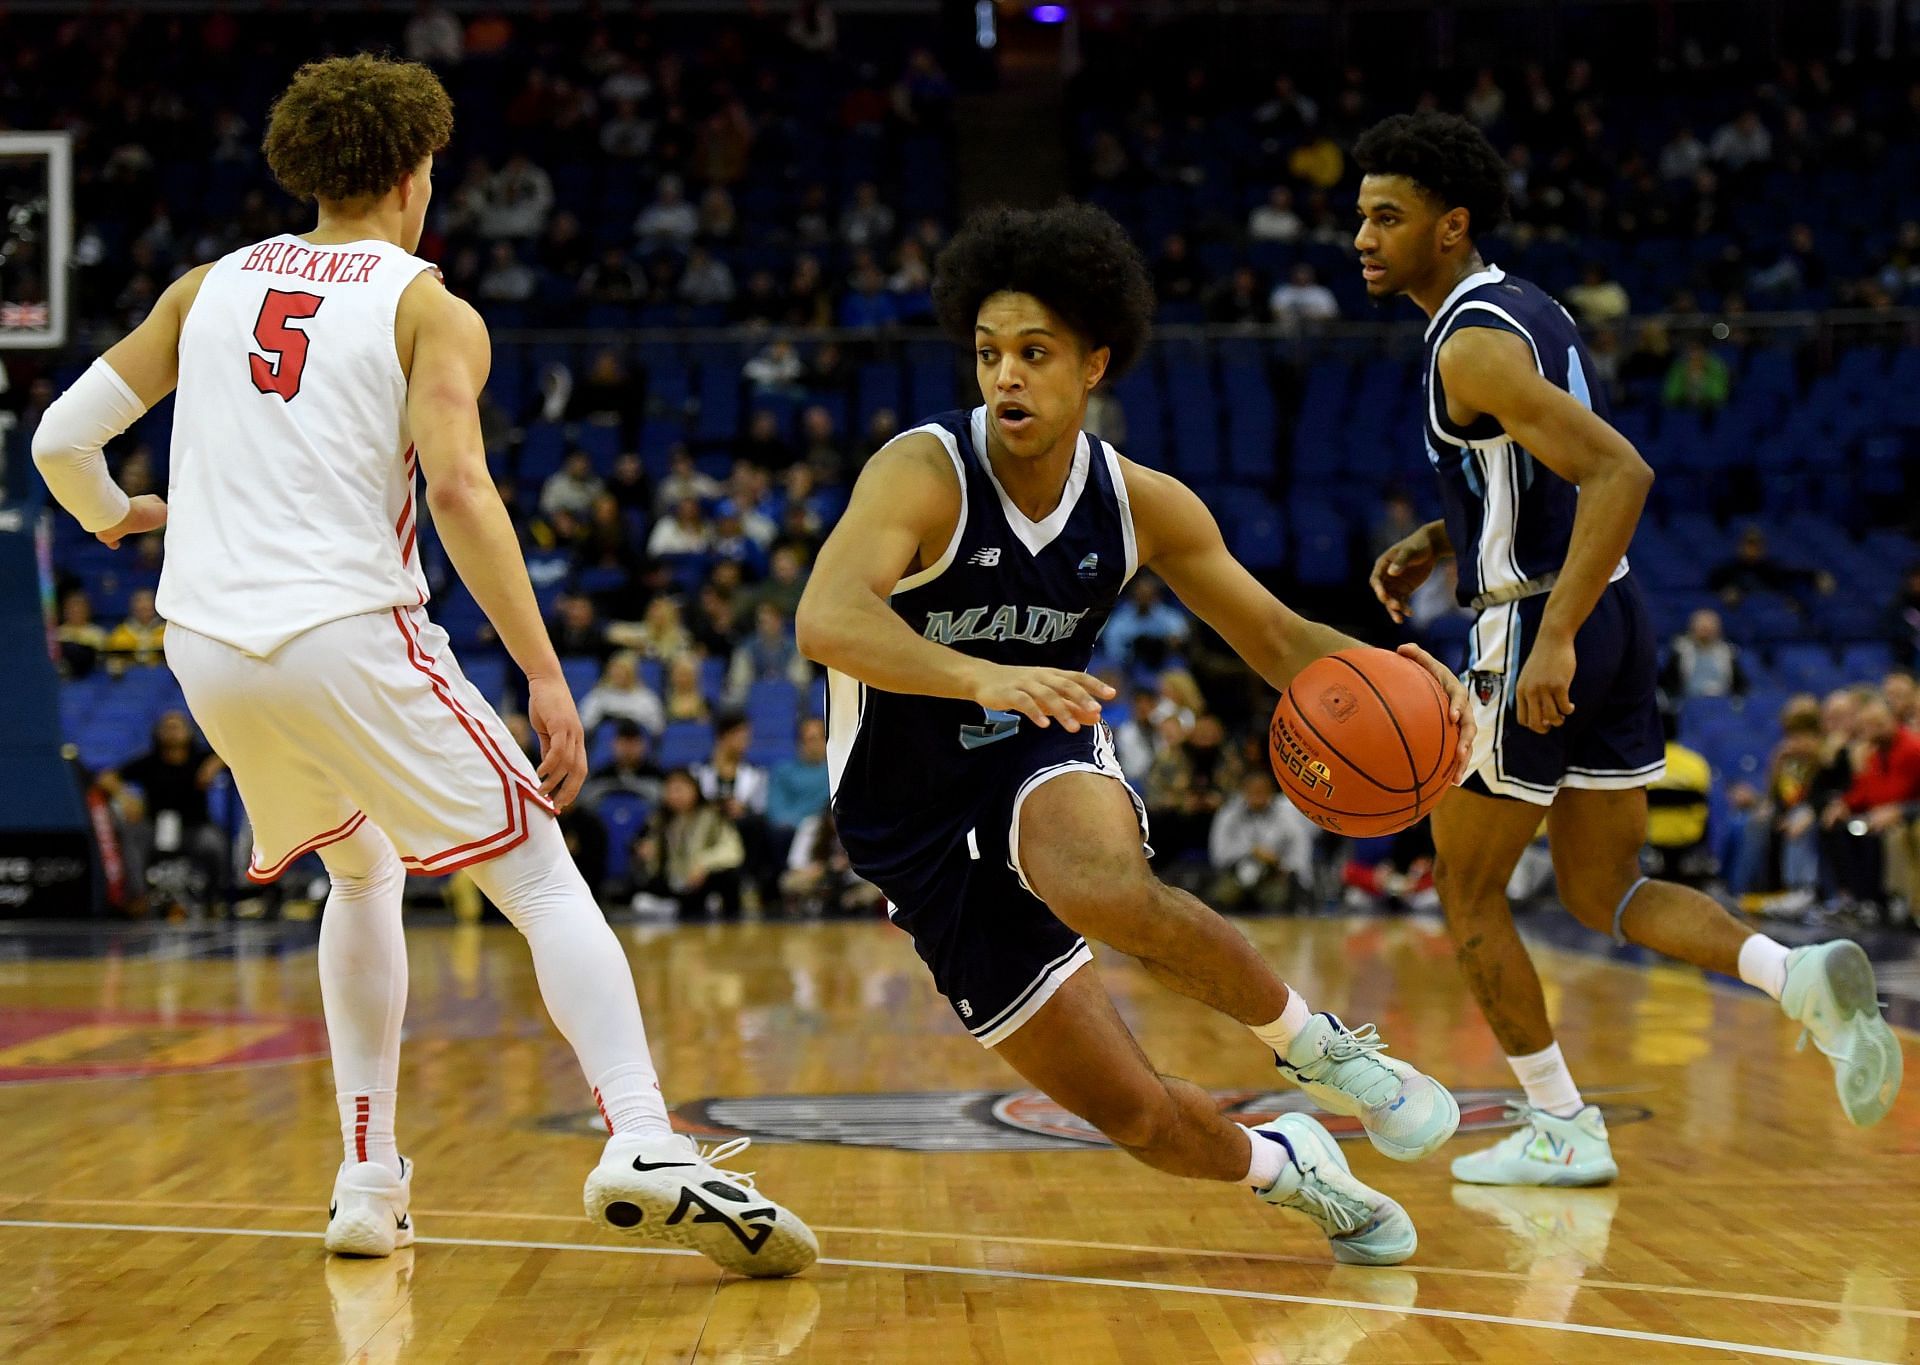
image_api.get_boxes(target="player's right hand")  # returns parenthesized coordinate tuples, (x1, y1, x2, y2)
(97, 494, 168, 550)
(972, 664, 1115, 732)
(1369, 527, 1439, 625)
(527, 673, 589, 809)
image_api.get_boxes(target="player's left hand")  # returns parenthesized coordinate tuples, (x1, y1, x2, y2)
(1395, 643, 1476, 785)
(528, 673, 589, 809)
(96, 494, 167, 549)
(1514, 632, 1577, 734)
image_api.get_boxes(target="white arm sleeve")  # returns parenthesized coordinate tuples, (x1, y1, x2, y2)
(31, 359, 149, 532)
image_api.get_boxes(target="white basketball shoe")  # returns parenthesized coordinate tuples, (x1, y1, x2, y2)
(584, 1133, 818, 1277)
(326, 1157, 415, 1257)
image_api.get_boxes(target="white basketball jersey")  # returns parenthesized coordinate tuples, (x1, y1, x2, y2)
(160, 234, 440, 656)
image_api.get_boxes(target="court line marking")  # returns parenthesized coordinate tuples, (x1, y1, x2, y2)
(1, 1191, 1910, 1324)
(0, 1217, 1891, 1365)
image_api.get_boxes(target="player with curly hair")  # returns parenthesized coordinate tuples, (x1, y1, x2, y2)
(31, 54, 817, 1275)
(799, 201, 1472, 1264)
(1355, 111, 1900, 1185)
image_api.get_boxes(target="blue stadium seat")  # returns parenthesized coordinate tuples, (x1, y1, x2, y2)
(561, 656, 601, 700)
(597, 792, 652, 887)
(658, 721, 714, 768)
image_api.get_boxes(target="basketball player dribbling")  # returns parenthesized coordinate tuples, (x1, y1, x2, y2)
(1354, 112, 1902, 1185)
(31, 56, 814, 1274)
(799, 202, 1473, 1265)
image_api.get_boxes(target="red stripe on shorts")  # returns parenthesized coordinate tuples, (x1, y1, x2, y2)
(246, 810, 368, 884)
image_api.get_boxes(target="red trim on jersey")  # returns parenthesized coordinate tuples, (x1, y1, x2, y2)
(354, 1095, 370, 1163)
(246, 810, 368, 884)
(388, 607, 555, 875)
(396, 445, 419, 566)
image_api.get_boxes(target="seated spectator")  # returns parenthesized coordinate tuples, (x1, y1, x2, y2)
(1340, 821, 1437, 911)
(710, 505, 770, 579)
(580, 651, 665, 736)
(696, 712, 774, 889)
(580, 720, 665, 811)
(1657, 125, 1708, 182)
(1661, 608, 1746, 698)
(580, 247, 645, 304)
(1888, 563, 1920, 669)
(1208, 771, 1316, 913)
(1105, 575, 1189, 673)
(1564, 262, 1631, 325)
(1153, 233, 1201, 308)
(1463, 67, 1505, 127)
(1247, 186, 1303, 243)
(1887, 671, 1919, 731)
(101, 711, 228, 915)
(786, 254, 832, 327)
(480, 153, 555, 240)
(1732, 696, 1824, 898)
(599, 98, 653, 160)
(1152, 668, 1206, 737)
(840, 181, 895, 250)
(648, 497, 712, 557)
(744, 339, 805, 393)
(1821, 695, 1920, 914)
(104, 589, 167, 672)
(1644, 708, 1716, 887)
(634, 175, 698, 251)
(738, 410, 795, 469)
(690, 579, 743, 658)
(1708, 526, 1835, 607)
(541, 451, 605, 522)
(678, 246, 736, 308)
(1205, 266, 1267, 325)
(779, 811, 882, 918)
(1749, 222, 1826, 299)
(606, 452, 650, 514)
(632, 769, 744, 919)
(548, 592, 610, 661)
(787, 0, 837, 54)
(766, 716, 831, 868)
(1661, 342, 1730, 411)
(726, 602, 812, 707)
(567, 350, 640, 432)
(476, 241, 538, 302)
(1709, 108, 1773, 172)
(403, 0, 463, 65)
(56, 590, 107, 679)
(1289, 131, 1345, 188)
(1369, 489, 1422, 562)
(1620, 319, 1672, 390)
(837, 261, 899, 328)
(746, 544, 810, 619)
(654, 446, 722, 515)
(782, 464, 829, 544)
(699, 187, 738, 245)
(1112, 688, 1162, 785)
(1268, 263, 1339, 332)
(662, 654, 711, 724)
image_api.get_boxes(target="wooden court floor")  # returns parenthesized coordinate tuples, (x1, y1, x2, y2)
(0, 913, 1915, 1364)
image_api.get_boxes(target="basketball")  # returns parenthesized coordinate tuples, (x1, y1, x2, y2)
(1269, 647, 1458, 837)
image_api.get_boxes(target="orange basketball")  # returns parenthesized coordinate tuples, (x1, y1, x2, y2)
(1268, 647, 1459, 837)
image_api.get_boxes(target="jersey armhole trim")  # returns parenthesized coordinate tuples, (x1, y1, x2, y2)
(1097, 438, 1139, 585)
(891, 424, 969, 594)
(1428, 302, 1545, 446)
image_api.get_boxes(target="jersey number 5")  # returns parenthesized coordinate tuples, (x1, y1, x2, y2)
(249, 289, 325, 401)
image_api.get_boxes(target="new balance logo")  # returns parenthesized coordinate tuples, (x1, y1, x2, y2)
(966, 547, 1002, 567)
(667, 1187, 778, 1253)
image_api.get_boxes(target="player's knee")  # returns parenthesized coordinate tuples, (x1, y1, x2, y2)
(1559, 871, 1639, 935)
(1083, 1083, 1178, 1153)
(1433, 854, 1503, 917)
(1045, 870, 1162, 948)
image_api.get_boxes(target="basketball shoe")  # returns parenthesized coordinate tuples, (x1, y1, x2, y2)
(584, 1133, 818, 1277)
(325, 1157, 414, 1257)
(1277, 1013, 1460, 1161)
(1450, 1104, 1618, 1187)
(1780, 940, 1903, 1127)
(1251, 1114, 1418, 1265)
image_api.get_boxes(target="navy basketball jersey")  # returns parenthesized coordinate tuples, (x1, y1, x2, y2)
(1420, 265, 1629, 609)
(827, 407, 1136, 830)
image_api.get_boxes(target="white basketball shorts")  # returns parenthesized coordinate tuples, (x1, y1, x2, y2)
(165, 605, 556, 882)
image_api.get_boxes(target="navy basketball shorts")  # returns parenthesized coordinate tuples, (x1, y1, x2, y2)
(837, 723, 1149, 1047)
(1461, 574, 1666, 805)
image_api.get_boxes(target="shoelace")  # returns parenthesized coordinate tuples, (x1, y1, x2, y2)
(1303, 1023, 1399, 1102)
(696, 1135, 760, 1191)
(1283, 1171, 1371, 1235)
(1793, 996, 1891, 1061)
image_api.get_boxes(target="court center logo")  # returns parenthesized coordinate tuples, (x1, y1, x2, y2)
(0, 1006, 330, 1083)
(541, 1088, 1651, 1152)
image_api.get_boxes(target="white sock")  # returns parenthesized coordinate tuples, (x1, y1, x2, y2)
(1737, 933, 1791, 1001)
(1241, 1126, 1288, 1190)
(317, 826, 410, 1178)
(468, 818, 674, 1140)
(1507, 1041, 1584, 1117)
(1250, 989, 1313, 1057)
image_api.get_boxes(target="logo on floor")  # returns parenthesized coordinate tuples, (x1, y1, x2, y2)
(539, 1088, 1653, 1153)
(0, 1006, 330, 1082)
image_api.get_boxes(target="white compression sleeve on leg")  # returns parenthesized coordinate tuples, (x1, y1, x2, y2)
(31, 358, 147, 532)
(466, 817, 673, 1139)
(317, 824, 410, 1177)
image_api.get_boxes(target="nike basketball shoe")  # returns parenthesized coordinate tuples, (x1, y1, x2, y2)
(325, 1156, 415, 1257)
(585, 1133, 818, 1277)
